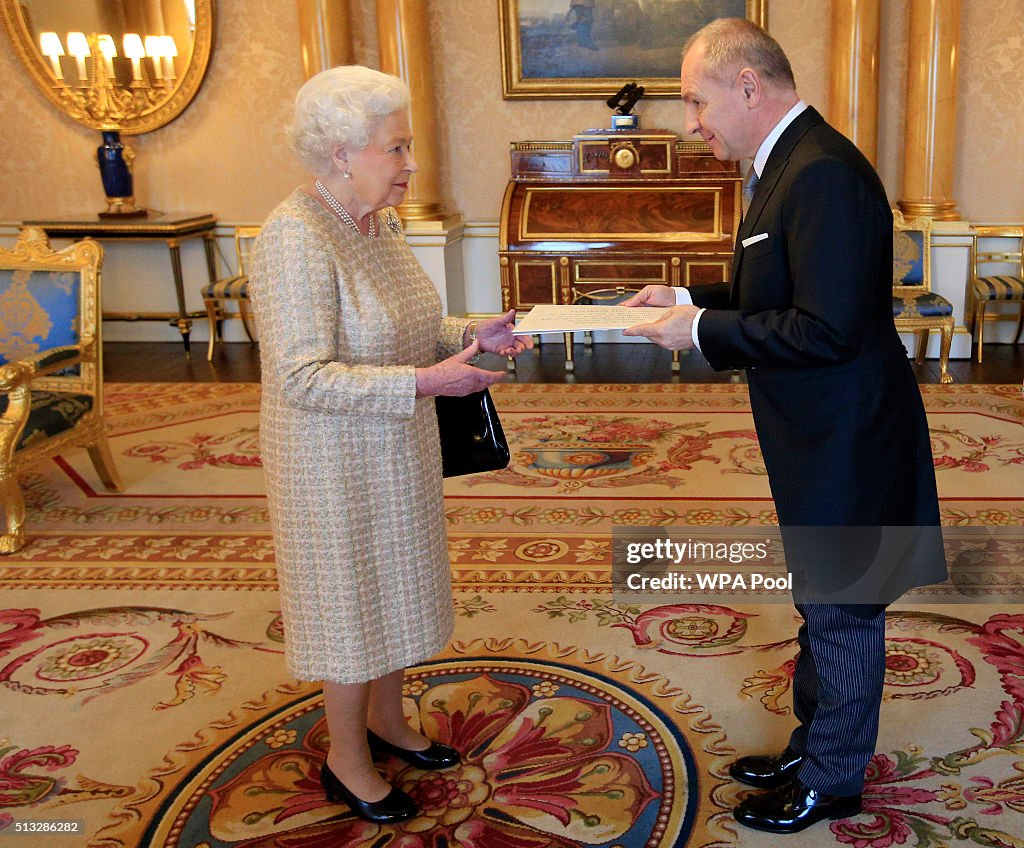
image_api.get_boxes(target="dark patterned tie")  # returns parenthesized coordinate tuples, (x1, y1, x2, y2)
(742, 166, 759, 219)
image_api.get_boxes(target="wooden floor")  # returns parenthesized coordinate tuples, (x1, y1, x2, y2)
(104, 339, 1024, 385)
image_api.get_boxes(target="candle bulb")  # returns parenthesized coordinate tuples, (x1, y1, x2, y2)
(162, 36, 178, 82)
(96, 34, 116, 80)
(123, 33, 145, 82)
(66, 32, 90, 84)
(39, 32, 65, 80)
(144, 35, 164, 82)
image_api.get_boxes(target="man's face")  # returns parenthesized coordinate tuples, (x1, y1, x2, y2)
(679, 40, 753, 162)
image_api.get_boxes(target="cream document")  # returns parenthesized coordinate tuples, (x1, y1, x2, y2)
(512, 304, 670, 335)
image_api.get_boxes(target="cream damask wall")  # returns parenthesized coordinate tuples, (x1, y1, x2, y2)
(1, 1, 1021, 224)
(0, 0, 1021, 334)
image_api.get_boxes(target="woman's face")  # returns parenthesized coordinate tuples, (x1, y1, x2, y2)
(344, 111, 417, 214)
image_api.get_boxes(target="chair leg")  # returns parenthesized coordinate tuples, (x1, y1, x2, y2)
(238, 299, 258, 344)
(938, 319, 954, 384)
(87, 433, 124, 492)
(205, 297, 221, 361)
(1014, 301, 1024, 344)
(914, 330, 929, 364)
(563, 331, 574, 372)
(0, 473, 26, 554)
(976, 302, 987, 364)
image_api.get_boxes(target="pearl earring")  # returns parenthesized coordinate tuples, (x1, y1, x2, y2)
(342, 171, 351, 180)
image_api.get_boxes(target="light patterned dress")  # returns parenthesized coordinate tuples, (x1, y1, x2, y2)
(249, 190, 465, 683)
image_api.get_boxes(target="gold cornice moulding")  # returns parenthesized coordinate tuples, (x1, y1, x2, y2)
(0, 0, 214, 134)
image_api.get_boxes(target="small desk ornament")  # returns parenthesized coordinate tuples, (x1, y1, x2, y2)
(607, 81, 644, 130)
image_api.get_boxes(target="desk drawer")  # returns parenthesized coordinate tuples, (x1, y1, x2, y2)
(574, 260, 669, 284)
(508, 259, 560, 307)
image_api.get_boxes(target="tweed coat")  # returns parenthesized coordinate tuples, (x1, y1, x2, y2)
(249, 191, 465, 683)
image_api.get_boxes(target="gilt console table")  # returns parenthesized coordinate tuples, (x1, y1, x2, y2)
(25, 212, 218, 356)
(499, 129, 741, 369)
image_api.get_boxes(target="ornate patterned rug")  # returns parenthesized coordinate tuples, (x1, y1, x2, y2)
(1, 382, 1022, 848)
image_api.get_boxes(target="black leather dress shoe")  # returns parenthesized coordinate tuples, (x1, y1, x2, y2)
(319, 762, 417, 823)
(367, 729, 461, 770)
(729, 747, 805, 789)
(734, 779, 862, 834)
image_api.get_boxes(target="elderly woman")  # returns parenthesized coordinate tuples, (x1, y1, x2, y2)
(248, 66, 530, 824)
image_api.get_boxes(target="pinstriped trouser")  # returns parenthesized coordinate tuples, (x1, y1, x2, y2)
(788, 603, 887, 796)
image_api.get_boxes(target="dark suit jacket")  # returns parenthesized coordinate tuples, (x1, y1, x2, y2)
(693, 107, 946, 599)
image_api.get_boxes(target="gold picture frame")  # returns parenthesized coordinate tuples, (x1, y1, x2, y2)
(499, 0, 767, 99)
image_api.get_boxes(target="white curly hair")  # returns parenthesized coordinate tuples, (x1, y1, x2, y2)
(287, 65, 411, 177)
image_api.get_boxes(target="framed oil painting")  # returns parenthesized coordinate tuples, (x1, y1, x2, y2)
(499, 0, 767, 98)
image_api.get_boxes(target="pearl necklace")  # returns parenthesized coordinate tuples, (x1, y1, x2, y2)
(315, 179, 376, 238)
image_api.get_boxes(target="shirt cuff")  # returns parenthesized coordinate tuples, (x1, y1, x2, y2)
(672, 287, 704, 353)
(673, 287, 693, 306)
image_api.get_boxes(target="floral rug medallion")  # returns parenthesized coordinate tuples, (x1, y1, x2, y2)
(125, 657, 706, 848)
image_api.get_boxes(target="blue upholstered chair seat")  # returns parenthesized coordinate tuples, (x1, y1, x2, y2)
(972, 274, 1024, 301)
(0, 391, 94, 450)
(892, 291, 955, 319)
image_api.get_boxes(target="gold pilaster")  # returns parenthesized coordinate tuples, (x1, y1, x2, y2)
(898, 0, 961, 221)
(375, 0, 447, 221)
(827, 0, 880, 165)
(296, 0, 354, 80)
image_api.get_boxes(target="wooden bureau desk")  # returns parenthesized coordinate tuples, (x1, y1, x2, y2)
(499, 129, 741, 369)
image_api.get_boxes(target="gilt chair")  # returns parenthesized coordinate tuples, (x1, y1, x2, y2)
(892, 211, 954, 383)
(0, 227, 123, 553)
(969, 224, 1024, 363)
(201, 225, 261, 360)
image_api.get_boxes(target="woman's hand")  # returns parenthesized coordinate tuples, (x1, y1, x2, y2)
(472, 310, 533, 357)
(620, 285, 677, 308)
(415, 342, 506, 397)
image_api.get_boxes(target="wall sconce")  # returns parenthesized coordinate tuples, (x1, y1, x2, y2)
(38, 31, 64, 80)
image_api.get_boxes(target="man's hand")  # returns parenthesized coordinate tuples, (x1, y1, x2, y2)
(621, 285, 677, 308)
(622, 305, 700, 351)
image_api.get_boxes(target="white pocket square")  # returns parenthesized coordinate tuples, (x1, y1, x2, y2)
(742, 233, 770, 248)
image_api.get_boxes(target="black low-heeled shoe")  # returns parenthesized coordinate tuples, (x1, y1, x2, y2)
(319, 762, 417, 824)
(367, 729, 461, 770)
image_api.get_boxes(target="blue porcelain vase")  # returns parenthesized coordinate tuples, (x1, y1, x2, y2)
(96, 131, 146, 217)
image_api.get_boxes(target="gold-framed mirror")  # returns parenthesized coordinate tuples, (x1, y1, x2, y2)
(0, 0, 214, 134)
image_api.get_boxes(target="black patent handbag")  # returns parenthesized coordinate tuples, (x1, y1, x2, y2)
(436, 389, 510, 478)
